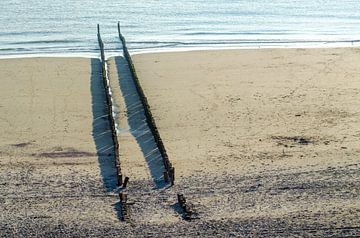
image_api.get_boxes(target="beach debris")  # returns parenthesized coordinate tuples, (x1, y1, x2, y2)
(297, 137, 310, 145)
(11, 142, 32, 148)
(272, 136, 313, 146)
(32, 148, 97, 158)
(245, 183, 262, 192)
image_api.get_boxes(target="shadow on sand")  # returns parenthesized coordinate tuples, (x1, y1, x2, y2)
(90, 58, 118, 192)
(114, 56, 166, 189)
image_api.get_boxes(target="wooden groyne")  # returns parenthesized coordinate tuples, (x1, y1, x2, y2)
(97, 24, 123, 187)
(117, 22, 175, 185)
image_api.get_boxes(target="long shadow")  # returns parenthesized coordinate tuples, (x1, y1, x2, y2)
(114, 56, 166, 189)
(90, 58, 118, 192)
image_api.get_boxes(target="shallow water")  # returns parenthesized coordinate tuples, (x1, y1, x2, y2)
(1, 0, 360, 56)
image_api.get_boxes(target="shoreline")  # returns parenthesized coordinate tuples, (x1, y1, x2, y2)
(1, 40, 360, 59)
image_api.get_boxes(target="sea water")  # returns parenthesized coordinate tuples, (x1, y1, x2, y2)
(1, 0, 360, 57)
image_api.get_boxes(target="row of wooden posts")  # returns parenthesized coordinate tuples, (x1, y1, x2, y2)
(98, 24, 131, 221)
(97, 24, 123, 187)
(97, 23, 183, 221)
(117, 22, 175, 186)
(97, 23, 175, 186)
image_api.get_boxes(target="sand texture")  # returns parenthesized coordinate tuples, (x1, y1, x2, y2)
(0, 58, 122, 236)
(131, 47, 360, 236)
(1, 48, 360, 237)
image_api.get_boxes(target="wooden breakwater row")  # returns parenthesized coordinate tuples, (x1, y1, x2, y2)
(97, 24, 123, 187)
(117, 22, 175, 185)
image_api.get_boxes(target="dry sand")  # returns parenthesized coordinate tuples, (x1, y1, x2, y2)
(0, 57, 123, 236)
(131, 47, 360, 236)
(1, 47, 360, 237)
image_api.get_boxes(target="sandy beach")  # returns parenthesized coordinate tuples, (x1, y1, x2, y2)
(131, 47, 360, 234)
(0, 57, 122, 236)
(1, 47, 360, 237)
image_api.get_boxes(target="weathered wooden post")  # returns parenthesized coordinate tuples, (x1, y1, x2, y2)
(177, 193, 194, 220)
(119, 192, 127, 202)
(119, 192, 130, 221)
(170, 167, 175, 186)
(123, 176, 129, 188)
(177, 193, 185, 206)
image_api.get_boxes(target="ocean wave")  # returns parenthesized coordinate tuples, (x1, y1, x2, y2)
(8, 39, 83, 45)
(0, 30, 64, 37)
(1, 0, 360, 56)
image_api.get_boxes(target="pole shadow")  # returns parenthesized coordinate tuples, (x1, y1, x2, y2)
(114, 56, 166, 189)
(90, 58, 118, 192)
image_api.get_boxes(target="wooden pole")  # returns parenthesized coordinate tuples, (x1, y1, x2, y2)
(177, 193, 194, 221)
(123, 176, 129, 188)
(119, 192, 127, 202)
(170, 167, 175, 186)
